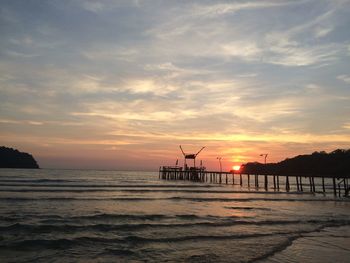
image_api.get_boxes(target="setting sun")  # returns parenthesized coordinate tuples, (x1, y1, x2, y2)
(232, 165, 241, 171)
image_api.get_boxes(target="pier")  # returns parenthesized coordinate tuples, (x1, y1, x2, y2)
(159, 166, 350, 197)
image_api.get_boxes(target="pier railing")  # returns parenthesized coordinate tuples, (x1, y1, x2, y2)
(159, 166, 349, 197)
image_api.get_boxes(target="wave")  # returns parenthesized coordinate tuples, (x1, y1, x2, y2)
(72, 213, 174, 221)
(225, 206, 272, 211)
(0, 183, 218, 188)
(0, 188, 315, 194)
(0, 213, 204, 224)
(168, 196, 350, 202)
(99, 248, 135, 256)
(2, 218, 349, 233)
(0, 188, 238, 193)
(0, 179, 78, 184)
(3, 224, 347, 250)
(0, 233, 296, 250)
(248, 235, 298, 263)
(1, 196, 348, 202)
(247, 224, 345, 263)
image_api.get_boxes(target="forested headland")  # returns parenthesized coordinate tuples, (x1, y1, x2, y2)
(0, 146, 39, 169)
(241, 149, 350, 177)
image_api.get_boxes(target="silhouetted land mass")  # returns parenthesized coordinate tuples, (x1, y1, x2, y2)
(0, 146, 39, 169)
(241, 149, 350, 177)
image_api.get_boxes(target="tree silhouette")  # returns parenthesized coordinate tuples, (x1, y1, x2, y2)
(241, 149, 350, 177)
(0, 146, 39, 168)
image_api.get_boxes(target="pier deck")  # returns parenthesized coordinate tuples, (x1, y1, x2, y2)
(159, 166, 349, 197)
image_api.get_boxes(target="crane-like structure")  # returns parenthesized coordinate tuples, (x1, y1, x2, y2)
(179, 145, 205, 170)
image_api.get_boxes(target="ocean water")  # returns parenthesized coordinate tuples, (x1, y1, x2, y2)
(0, 169, 349, 263)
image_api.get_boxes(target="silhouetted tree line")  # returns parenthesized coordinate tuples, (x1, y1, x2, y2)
(241, 149, 350, 177)
(0, 146, 39, 168)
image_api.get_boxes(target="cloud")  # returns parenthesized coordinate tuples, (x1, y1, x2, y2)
(314, 26, 333, 38)
(81, 46, 139, 62)
(1, 0, 350, 168)
(123, 79, 177, 95)
(337, 74, 350, 84)
(221, 42, 262, 60)
(305, 84, 321, 91)
(4, 50, 39, 58)
(81, 1, 105, 13)
(144, 0, 346, 67)
(268, 44, 340, 66)
(191, 1, 304, 17)
(0, 119, 43, 125)
(79, 0, 141, 13)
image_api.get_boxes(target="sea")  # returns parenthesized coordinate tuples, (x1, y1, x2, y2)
(0, 169, 349, 263)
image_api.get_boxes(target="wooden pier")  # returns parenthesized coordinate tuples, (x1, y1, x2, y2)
(159, 166, 350, 197)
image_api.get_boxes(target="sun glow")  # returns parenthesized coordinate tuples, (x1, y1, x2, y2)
(233, 165, 241, 171)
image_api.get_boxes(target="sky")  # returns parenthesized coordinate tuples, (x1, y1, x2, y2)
(0, 0, 350, 170)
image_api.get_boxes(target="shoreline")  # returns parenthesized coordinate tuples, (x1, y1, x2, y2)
(258, 225, 350, 263)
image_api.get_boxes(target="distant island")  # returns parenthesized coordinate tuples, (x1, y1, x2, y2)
(0, 146, 39, 169)
(240, 149, 350, 177)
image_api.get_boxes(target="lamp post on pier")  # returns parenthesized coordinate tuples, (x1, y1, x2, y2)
(260, 154, 268, 164)
(260, 154, 268, 189)
(217, 157, 222, 173)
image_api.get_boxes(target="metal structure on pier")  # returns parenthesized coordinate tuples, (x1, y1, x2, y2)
(179, 145, 205, 170)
